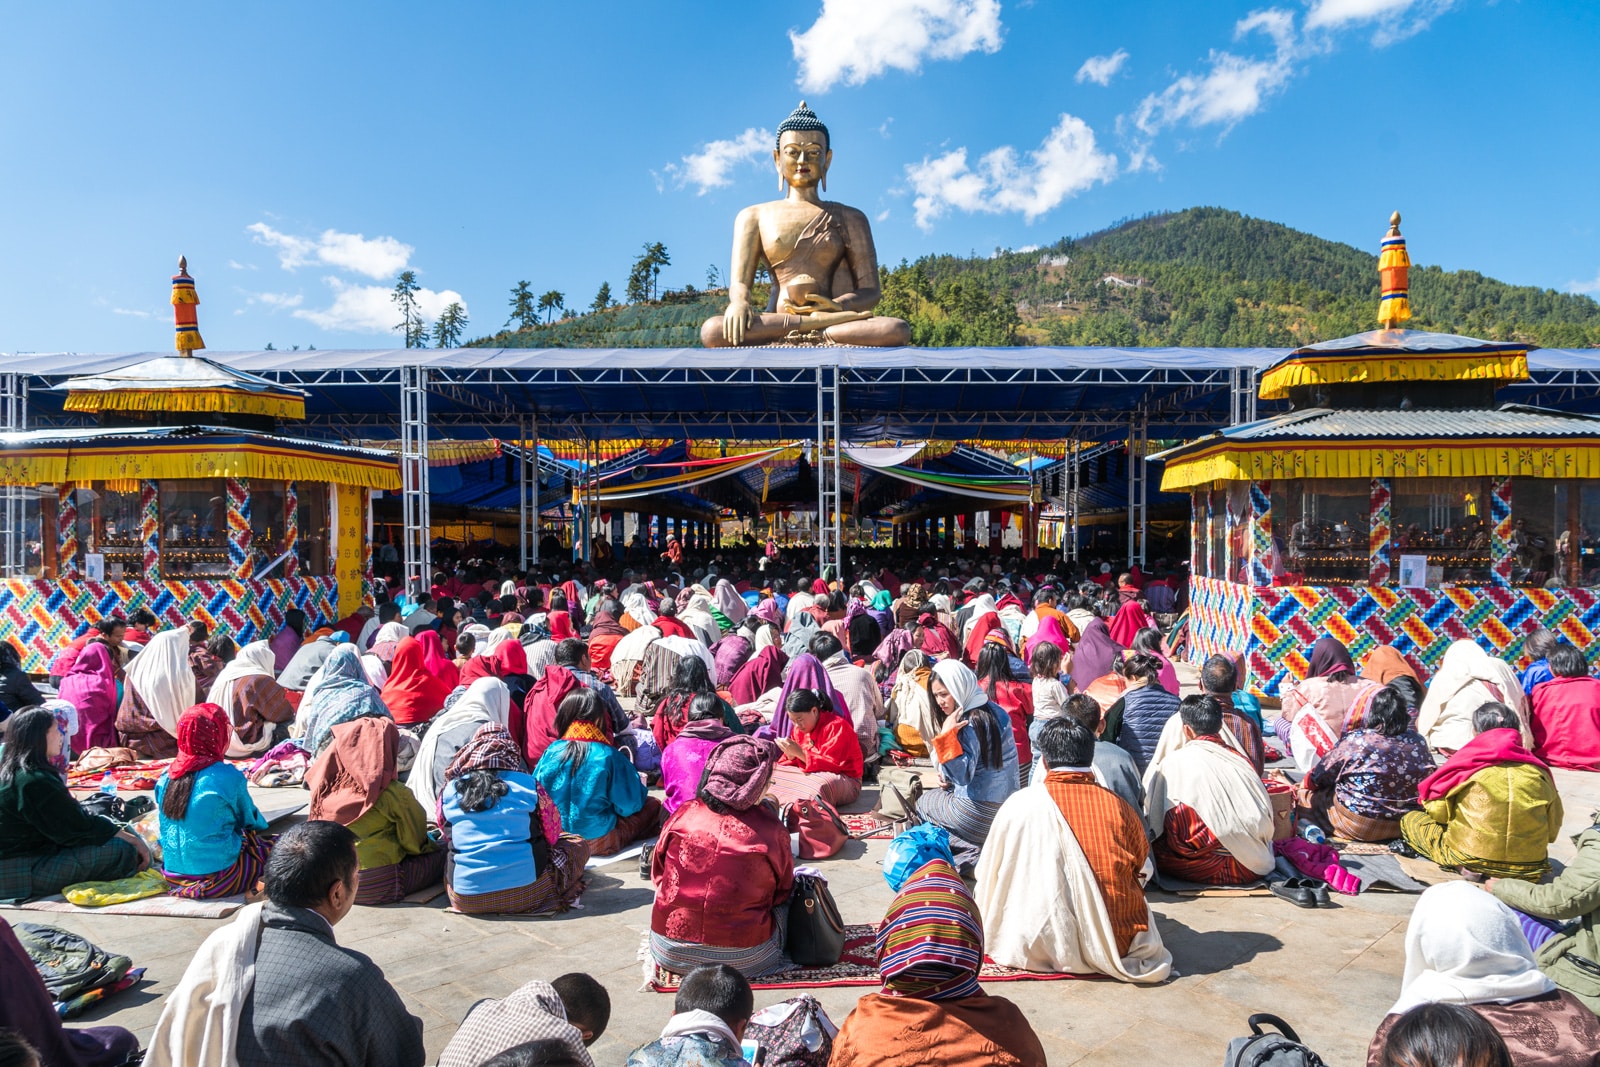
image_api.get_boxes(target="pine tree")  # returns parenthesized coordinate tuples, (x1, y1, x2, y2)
(391, 270, 427, 348)
(590, 282, 613, 313)
(507, 281, 538, 331)
(433, 302, 469, 347)
(537, 290, 565, 324)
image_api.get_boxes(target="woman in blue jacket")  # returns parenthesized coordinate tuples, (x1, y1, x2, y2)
(534, 689, 662, 856)
(156, 703, 270, 899)
(917, 659, 1019, 872)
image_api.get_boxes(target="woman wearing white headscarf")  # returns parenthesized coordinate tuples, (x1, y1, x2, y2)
(114, 628, 196, 758)
(208, 641, 295, 757)
(408, 677, 513, 824)
(1418, 640, 1533, 754)
(1366, 881, 1600, 1065)
(622, 589, 657, 628)
(913, 659, 1021, 871)
(713, 579, 748, 629)
(678, 595, 721, 648)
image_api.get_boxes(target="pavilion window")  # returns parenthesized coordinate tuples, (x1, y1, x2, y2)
(10, 487, 53, 579)
(1509, 478, 1600, 589)
(1388, 477, 1494, 587)
(72, 483, 145, 580)
(296, 485, 331, 578)
(1270, 478, 1370, 586)
(248, 482, 287, 575)
(157, 480, 232, 577)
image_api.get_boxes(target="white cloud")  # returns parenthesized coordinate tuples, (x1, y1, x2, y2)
(1306, 0, 1455, 44)
(244, 291, 303, 311)
(665, 128, 774, 195)
(246, 223, 414, 280)
(111, 307, 155, 318)
(1076, 49, 1129, 86)
(791, 0, 1002, 93)
(1131, 9, 1297, 135)
(906, 113, 1117, 231)
(1569, 270, 1600, 296)
(227, 259, 256, 271)
(293, 277, 465, 336)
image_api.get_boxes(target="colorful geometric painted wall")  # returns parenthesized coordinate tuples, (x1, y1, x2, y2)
(1187, 574, 1600, 698)
(0, 576, 339, 673)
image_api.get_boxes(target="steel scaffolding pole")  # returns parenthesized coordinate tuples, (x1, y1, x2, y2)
(1068, 439, 1080, 563)
(1230, 366, 1258, 425)
(1127, 409, 1149, 568)
(0, 374, 27, 577)
(519, 416, 531, 570)
(399, 365, 431, 596)
(531, 423, 541, 566)
(814, 365, 842, 577)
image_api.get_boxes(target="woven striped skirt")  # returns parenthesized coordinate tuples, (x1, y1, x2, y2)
(165, 829, 275, 900)
(914, 789, 1001, 868)
(0, 838, 140, 903)
(650, 920, 786, 979)
(448, 837, 589, 916)
(355, 849, 447, 906)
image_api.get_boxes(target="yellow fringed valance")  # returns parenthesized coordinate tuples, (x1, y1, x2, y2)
(64, 388, 306, 421)
(1159, 437, 1600, 492)
(0, 442, 399, 490)
(1257, 351, 1529, 401)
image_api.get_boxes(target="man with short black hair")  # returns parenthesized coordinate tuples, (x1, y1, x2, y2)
(625, 964, 752, 1066)
(554, 639, 628, 733)
(1060, 693, 1144, 817)
(440, 972, 608, 1067)
(362, 600, 398, 650)
(1143, 696, 1276, 887)
(975, 719, 1170, 983)
(403, 596, 437, 634)
(147, 821, 424, 1067)
(124, 608, 158, 647)
(1200, 654, 1265, 774)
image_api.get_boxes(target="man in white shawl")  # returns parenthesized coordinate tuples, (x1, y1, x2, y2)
(1417, 639, 1534, 753)
(976, 718, 1171, 983)
(1142, 695, 1276, 886)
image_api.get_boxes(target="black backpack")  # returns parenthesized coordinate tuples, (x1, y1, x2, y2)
(1224, 1014, 1328, 1067)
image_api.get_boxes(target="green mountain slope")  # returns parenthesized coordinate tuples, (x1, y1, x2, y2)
(469, 208, 1600, 349)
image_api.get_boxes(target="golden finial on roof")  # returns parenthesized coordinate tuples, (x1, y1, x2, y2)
(1377, 210, 1411, 330)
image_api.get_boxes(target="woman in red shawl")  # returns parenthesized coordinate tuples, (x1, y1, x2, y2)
(548, 610, 575, 642)
(380, 637, 453, 725)
(415, 630, 459, 691)
(729, 645, 787, 707)
(917, 611, 959, 659)
(586, 604, 629, 674)
(1107, 600, 1155, 647)
(962, 612, 1006, 667)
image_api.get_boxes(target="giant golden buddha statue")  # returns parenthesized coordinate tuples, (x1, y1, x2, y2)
(701, 102, 911, 348)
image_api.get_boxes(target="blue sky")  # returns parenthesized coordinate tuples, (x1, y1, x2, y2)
(2, 0, 1596, 352)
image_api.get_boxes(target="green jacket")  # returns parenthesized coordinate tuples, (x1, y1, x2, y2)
(1492, 824, 1600, 1014)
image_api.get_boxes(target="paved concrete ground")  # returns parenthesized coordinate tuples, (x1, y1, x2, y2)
(29, 765, 1600, 1066)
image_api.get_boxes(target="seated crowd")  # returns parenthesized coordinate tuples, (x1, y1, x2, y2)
(3, 548, 1600, 1066)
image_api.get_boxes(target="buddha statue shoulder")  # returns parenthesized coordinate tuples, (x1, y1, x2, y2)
(701, 102, 911, 348)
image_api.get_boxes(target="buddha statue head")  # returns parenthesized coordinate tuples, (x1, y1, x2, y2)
(775, 101, 831, 194)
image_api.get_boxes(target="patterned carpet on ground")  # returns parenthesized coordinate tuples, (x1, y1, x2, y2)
(842, 812, 895, 839)
(645, 924, 1098, 991)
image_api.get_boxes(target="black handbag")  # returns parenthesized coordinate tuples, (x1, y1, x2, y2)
(786, 874, 845, 967)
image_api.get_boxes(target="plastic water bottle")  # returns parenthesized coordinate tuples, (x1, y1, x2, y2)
(1297, 818, 1325, 845)
(99, 772, 118, 796)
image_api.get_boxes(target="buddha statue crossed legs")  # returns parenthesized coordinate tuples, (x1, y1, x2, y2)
(700, 102, 911, 348)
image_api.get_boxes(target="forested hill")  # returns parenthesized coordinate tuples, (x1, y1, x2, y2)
(469, 207, 1600, 349)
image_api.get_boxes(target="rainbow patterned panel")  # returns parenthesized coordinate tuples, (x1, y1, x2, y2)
(1198, 581, 1600, 698)
(140, 480, 160, 581)
(1249, 483, 1272, 587)
(1491, 476, 1513, 588)
(1368, 478, 1391, 585)
(0, 576, 339, 673)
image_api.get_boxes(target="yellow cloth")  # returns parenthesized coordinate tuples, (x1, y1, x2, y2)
(63, 868, 169, 906)
(348, 780, 438, 870)
(1412, 763, 1562, 877)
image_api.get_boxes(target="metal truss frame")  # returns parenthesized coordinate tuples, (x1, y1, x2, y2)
(0, 374, 27, 577)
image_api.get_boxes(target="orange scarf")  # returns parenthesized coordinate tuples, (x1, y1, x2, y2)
(561, 720, 610, 744)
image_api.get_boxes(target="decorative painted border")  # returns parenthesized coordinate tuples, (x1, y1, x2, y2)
(0, 576, 339, 674)
(1186, 575, 1600, 698)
